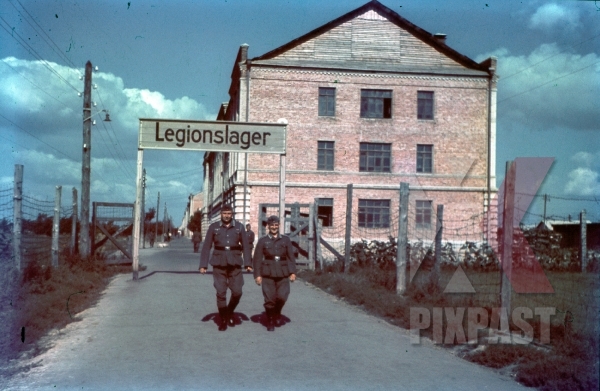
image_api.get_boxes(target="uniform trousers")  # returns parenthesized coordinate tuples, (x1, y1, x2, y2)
(261, 276, 290, 310)
(213, 265, 244, 309)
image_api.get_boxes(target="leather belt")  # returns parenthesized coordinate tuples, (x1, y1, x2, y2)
(215, 245, 242, 251)
(265, 256, 287, 262)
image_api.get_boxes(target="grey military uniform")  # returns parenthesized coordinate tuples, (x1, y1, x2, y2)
(200, 220, 251, 311)
(253, 233, 296, 316)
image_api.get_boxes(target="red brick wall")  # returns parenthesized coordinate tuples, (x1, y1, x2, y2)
(241, 68, 491, 240)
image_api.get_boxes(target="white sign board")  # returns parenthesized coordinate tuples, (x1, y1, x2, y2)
(138, 119, 286, 154)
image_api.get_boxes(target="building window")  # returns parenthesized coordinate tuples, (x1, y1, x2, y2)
(317, 198, 333, 227)
(358, 199, 390, 228)
(318, 87, 336, 116)
(417, 91, 434, 120)
(416, 201, 433, 228)
(416, 144, 433, 173)
(318, 141, 334, 171)
(360, 143, 391, 172)
(360, 89, 392, 118)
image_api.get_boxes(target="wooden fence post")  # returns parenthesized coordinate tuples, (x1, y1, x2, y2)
(71, 187, 78, 255)
(314, 198, 322, 270)
(52, 186, 62, 267)
(434, 204, 444, 284)
(344, 184, 353, 273)
(13, 164, 23, 270)
(396, 182, 409, 295)
(308, 202, 315, 270)
(500, 161, 515, 311)
(580, 210, 587, 272)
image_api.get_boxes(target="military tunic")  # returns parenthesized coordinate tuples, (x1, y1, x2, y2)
(200, 220, 251, 309)
(253, 233, 296, 311)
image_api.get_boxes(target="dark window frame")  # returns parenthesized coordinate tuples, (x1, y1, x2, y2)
(318, 87, 336, 117)
(360, 143, 391, 172)
(417, 91, 434, 120)
(358, 199, 391, 228)
(360, 89, 392, 119)
(317, 141, 335, 171)
(317, 198, 333, 227)
(416, 144, 433, 173)
(416, 200, 433, 228)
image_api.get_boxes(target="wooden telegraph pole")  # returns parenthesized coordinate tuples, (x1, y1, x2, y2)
(80, 61, 92, 259)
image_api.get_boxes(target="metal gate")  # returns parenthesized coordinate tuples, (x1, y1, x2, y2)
(92, 202, 134, 262)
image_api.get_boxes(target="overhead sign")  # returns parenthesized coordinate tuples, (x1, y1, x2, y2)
(138, 119, 286, 154)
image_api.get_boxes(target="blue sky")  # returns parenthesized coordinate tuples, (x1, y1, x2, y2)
(1, 0, 598, 226)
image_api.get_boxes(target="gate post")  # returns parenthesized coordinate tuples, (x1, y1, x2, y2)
(344, 184, 353, 273)
(52, 186, 62, 268)
(71, 187, 78, 255)
(13, 164, 23, 270)
(396, 182, 409, 295)
(308, 202, 315, 270)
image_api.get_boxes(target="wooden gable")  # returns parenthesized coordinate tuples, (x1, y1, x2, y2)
(252, 1, 489, 75)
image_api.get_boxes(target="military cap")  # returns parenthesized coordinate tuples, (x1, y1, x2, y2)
(221, 204, 233, 212)
(267, 215, 280, 224)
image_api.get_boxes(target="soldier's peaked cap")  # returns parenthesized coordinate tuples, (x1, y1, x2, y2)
(221, 204, 233, 212)
(267, 215, 280, 224)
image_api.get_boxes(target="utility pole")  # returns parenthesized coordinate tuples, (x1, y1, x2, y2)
(80, 61, 92, 259)
(141, 169, 146, 248)
(543, 194, 548, 224)
(155, 192, 160, 244)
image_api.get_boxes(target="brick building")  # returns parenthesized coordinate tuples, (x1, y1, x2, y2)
(202, 0, 498, 242)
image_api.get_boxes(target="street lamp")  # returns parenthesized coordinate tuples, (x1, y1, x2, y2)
(83, 109, 111, 124)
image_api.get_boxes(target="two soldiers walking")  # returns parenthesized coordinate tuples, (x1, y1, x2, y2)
(199, 205, 296, 331)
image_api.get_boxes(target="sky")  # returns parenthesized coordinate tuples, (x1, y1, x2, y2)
(0, 0, 599, 228)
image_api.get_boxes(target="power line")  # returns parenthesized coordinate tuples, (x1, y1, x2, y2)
(0, 59, 72, 109)
(0, 17, 80, 93)
(497, 60, 599, 104)
(8, 0, 78, 69)
(500, 32, 600, 81)
(0, 113, 78, 161)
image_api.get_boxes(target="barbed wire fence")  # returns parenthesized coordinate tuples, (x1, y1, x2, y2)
(310, 183, 598, 336)
(1, 165, 78, 271)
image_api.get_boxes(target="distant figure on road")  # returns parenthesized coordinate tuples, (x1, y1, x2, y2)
(246, 223, 255, 256)
(192, 230, 202, 253)
(253, 215, 296, 331)
(199, 204, 252, 331)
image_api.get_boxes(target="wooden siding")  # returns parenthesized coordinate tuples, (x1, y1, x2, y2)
(272, 10, 464, 70)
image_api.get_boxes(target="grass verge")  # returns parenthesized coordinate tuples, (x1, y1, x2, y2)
(0, 251, 135, 379)
(299, 266, 599, 391)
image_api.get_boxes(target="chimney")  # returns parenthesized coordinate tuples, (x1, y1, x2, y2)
(240, 43, 249, 62)
(433, 33, 447, 44)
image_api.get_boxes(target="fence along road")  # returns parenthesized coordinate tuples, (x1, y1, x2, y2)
(5, 238, 527, 391)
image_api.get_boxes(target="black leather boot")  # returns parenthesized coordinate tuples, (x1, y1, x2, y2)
(266, 309, 275, 332)
(227, 296, 241, 327)
(274, 300, 285, 327)
(218, 307, 228, 331)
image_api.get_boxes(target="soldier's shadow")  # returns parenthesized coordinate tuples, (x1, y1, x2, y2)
(250, 312, 291, 329)
(201, 312, 251, 326)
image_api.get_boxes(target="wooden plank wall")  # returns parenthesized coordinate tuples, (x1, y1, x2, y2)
(276, 10, 464, 70)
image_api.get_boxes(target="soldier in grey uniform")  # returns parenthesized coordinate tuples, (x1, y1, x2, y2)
(253, 215, 296, 331)
(199, 204, 252, 331)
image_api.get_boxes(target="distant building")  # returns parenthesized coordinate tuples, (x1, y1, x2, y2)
(181, 191, 203, 238)
(202, 0, 498, 240)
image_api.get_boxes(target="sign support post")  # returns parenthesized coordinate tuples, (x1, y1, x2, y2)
(131, 119, 287, 280)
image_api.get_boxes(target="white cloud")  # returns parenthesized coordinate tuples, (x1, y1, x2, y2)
(529, 3, 580, 32)
(477, 43, 600, 132)
(564, 151, 600, 196)
(1, 57, 211, 215)
(565, 168, 600, 196)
